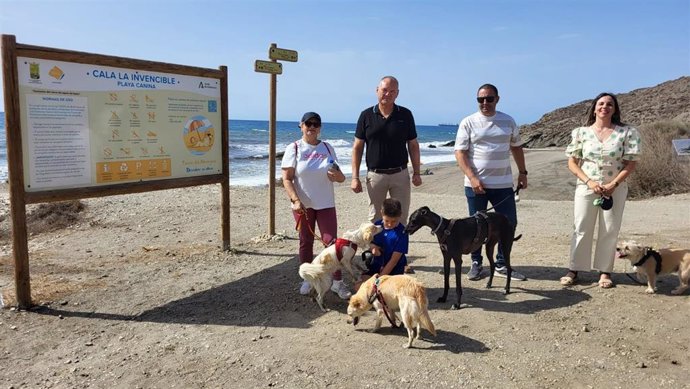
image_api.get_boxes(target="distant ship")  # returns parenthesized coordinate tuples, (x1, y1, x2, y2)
(438, 123, 456, 127)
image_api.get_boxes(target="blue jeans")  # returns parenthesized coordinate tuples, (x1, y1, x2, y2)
(464, 186, 517, 268)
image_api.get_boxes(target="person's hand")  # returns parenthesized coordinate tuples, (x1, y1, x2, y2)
(586, 180, 605, 195)
(601, 181, 617, 196)
(518, 174, 528, 189)
(351, 178, 362, 193)
(370, 246, 381, 256)
(327, 169, 337, 182)
(412, 173, 422, 187)
(291, 199, 304, 212)
(469, 176, 485, 194)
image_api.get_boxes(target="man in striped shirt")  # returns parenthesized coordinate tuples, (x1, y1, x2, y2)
(454, 83, 528, 281)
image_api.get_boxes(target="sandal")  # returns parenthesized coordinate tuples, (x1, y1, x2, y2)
(560, 271, 578, 286)
(598, 273, 614, 289)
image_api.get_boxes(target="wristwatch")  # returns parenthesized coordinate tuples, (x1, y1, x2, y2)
(519, 170, 528, 175)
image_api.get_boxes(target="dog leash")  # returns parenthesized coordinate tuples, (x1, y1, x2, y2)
(368, 275, 399, 328)
(295, 211, 331, 248)
(482, 183, 523, 213)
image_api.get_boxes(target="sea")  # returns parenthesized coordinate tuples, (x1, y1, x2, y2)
(0, 113, 459, 186)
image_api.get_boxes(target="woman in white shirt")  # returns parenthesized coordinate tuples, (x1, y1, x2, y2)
(561, 93, 640, 289)
(281, 112, 349, 299)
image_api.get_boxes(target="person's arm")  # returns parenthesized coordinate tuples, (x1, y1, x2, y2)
(351, 138, 365, 193)
(455, 149, 484, 194)
(567, 156, 604, 196)
(380, 251, 403, 275)
(369, 243, 382, 256)
(602, 160, 636, 196)
(510, 145, 528, 189)
(282, 168, 303, 211)
(408, 139, 422, 187)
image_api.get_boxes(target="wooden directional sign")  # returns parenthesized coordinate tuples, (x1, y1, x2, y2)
(269, 47, 298, 62)
(254, 60, 282, 74)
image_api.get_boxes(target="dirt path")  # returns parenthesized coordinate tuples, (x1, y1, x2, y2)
(1, 149, 689, 388)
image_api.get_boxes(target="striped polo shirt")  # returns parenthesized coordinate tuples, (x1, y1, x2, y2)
(454, 111, 523, 189)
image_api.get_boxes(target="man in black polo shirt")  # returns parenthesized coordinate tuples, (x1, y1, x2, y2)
(350, 76, 422, 224)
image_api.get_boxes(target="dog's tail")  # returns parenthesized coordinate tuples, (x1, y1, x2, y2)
(413, 280, 437, 337)
(513, 234, 522, 242)
(419, 310, 436, 337)
(298, 262, 328, 281)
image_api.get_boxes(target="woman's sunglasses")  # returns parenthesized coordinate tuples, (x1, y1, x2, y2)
(304, 121, 321, 128)
(476, 96, 496, 103)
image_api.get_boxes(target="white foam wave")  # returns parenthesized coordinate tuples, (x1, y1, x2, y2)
(419, 141, 455, 149)
(323, 138, 351, 147)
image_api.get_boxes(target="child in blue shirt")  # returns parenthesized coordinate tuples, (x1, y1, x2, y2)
(356, 198, 408, 290)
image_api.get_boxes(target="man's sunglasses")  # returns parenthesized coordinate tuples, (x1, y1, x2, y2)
(304, 121, 321, 128)
(476, 96, 496, 103)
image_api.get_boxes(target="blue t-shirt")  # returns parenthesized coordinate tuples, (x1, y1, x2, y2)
(368, 220, 408, 275)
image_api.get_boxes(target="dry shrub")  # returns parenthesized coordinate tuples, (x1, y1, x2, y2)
(628, 121, 690, 199)
(26, 200, 86, 234)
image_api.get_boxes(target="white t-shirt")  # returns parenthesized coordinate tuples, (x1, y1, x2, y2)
(281, 140, 337, 210)
(454, 111, 523, 189)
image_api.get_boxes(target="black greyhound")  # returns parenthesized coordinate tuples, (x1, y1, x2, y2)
(404, 206, 522, 309)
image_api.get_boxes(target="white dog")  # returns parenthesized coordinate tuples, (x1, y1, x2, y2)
(299, 222, 382, 312)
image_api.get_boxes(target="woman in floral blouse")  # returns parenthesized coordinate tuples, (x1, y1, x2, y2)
(560, 93, 640, 288)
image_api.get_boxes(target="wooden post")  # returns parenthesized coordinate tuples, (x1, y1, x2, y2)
(219, 65, 230, 250)
(268, 43, 277, 236)
(2, 34, 32, 309)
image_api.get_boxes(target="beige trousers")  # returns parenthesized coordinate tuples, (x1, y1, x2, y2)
(365, 169, 411, 224)
(569, 182, 628, 273)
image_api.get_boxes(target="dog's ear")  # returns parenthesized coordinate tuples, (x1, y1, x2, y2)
(362, 224, 379, 242)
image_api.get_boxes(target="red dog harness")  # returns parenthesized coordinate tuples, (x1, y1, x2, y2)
(334, 238, 357, 261)
(367, 275, 399, 328)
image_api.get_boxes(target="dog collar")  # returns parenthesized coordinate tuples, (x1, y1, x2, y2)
(431, 214, 444, 235)
(633, 248, 662, 274)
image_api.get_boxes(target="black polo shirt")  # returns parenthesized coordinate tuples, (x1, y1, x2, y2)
(355, 104, 417, 170)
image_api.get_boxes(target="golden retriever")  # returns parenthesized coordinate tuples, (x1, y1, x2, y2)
(347, 274, 436, 348)
(616, 240, 690, 295)
(299, 222, 382, 312)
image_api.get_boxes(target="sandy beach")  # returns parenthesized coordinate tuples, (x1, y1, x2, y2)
(1, 148, 689, 388)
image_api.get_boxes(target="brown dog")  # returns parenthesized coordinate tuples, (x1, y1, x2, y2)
(347, 274, 436, 348)
(616, 240, 690, 295)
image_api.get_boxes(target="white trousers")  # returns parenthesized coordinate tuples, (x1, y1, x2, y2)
(569, 182, 628, 273)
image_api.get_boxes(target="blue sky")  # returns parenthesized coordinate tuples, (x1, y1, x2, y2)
(0, 0, 688, 125)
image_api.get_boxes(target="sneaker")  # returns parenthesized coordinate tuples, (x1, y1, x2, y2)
(299, 280, 313, 295)
(494, 266, 527, 281)
(331, 280, 352, 300)
(467, 262, 483, 280)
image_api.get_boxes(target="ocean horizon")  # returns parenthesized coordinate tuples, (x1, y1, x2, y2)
(0, 113, 459, 186)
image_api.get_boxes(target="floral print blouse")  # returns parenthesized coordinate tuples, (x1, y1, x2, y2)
(565, 125, 641, 184)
